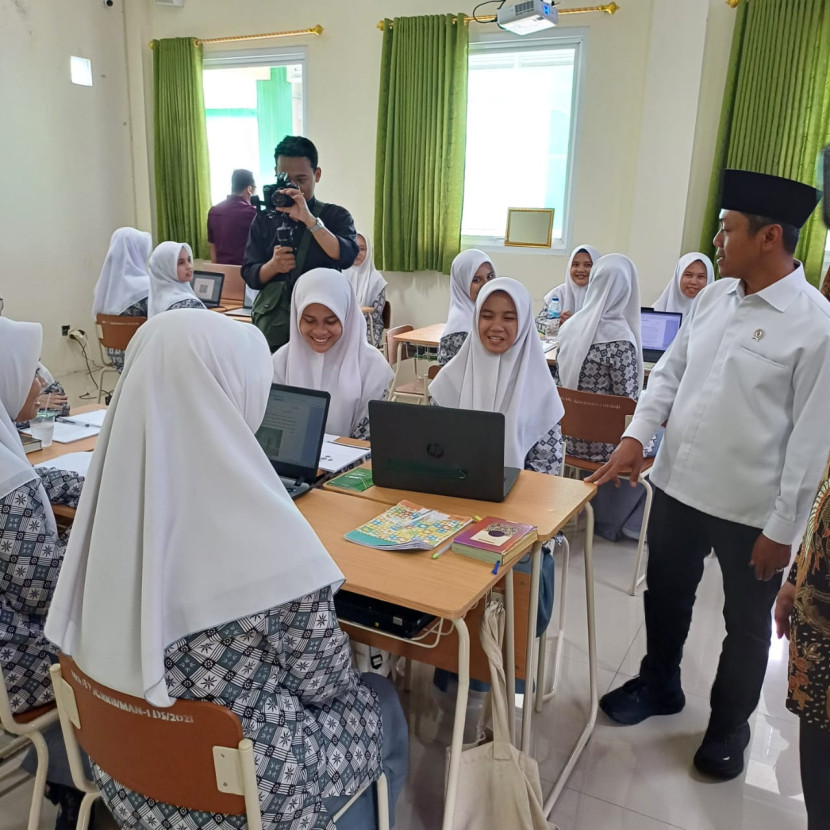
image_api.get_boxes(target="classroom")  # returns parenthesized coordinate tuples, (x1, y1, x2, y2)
(2, 1, 830, 829)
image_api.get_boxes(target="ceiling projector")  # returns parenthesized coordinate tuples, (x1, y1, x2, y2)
(497, 0, 559, 35)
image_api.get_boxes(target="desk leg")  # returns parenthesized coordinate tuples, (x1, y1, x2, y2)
(543, 503, 598, 815)
(520, 540, 542, 752)
(537, 536, 570, 711)
(443, 617, 470, 830)
(503, 569, 516, 744)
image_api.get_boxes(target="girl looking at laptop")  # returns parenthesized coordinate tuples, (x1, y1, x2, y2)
(147, 241, 205, 316)
(273, 269, 393, 439)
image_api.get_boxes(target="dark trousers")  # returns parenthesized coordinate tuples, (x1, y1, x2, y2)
(640, 487, 782, 735)
(800, 719, 830, 830)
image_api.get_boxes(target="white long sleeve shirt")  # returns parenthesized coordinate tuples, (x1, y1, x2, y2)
(624, 264, 830, 545)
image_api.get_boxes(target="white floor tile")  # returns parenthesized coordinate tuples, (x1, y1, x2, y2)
(549, 787, 686, 830)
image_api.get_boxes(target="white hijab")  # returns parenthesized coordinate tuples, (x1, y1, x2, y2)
(557, 253, 643, 393)
(444, 249, 494, 336)
(430, 278, 565, 469)
(45, 310, 343, 706)
(92, 227, 152, 317)
(272, 269, 394, 436)
(0, 318, 56, 536)
(342, 231, 387, 307)
(543, 244, 601, 313)
(653, 252, 714, 315)
(147, 241, 202, 317)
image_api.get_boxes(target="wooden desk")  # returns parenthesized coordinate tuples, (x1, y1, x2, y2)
(26, 405, 104, 466)
(394, 322, 445, 349)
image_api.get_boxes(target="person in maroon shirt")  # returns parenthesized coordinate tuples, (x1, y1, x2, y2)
(207, 169, 257, 265)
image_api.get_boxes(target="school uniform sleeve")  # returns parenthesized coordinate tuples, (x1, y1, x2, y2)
(275, 587, 358, 707)
(35, 468, 83, 508)
(763, 332, 830, 544)
(368, 287, 386, 348)
(524, 424, 563, 475)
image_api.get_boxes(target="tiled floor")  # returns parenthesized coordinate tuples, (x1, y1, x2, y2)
(5, 383, 809, 828)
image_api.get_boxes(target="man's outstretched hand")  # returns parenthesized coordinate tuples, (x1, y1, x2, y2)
(585, 437, 645, 487)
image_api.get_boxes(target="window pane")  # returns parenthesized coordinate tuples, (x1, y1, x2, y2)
(203, 64, 304, 206)
(462, 47, 576, 241)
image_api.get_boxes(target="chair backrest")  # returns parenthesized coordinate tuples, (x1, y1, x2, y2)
(54, 654, 248, 816)
(427, 364, 442, 381)
(386, 324, 414, 367)
(558, 388, 637, 447)
(96, 315, 147, 351)
(209, 263, 246, 302)
(381, 300, 392, 329)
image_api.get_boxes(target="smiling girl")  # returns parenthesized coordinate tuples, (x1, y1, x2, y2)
(536, 244, 600, 331)
(653, 252, 714, 315)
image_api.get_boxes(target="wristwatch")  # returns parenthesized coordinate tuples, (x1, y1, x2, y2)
(307, 217, 325, 234)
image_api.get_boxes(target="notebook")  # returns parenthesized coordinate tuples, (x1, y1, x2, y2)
(641, 309, 683, 366)
(451, 517, 537, 565)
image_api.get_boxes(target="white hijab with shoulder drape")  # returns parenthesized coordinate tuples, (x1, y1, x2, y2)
(444, 249, 494, 337)
(556, 253, 643, 393)
(430, 278, 564, 469)
(543, 244, 601, 313)
(147, 241, 202, 317)
(272, 269, 393, 436)
(45, 310, 344, 706)
(92, 227, 152, 317)
(342, 231, 387, 307)
(652, 252, 714, 315)
(0, 319, 56, 534)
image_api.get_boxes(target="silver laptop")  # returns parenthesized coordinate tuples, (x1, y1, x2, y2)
(641, 308, 683, 367)
(255, 384, 330, 499)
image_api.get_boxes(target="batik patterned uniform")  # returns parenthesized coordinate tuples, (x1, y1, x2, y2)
(106, 298, 148, 374)
(437, 331, 467, 366)
(93, 587, 382, 830)
(0, 469, 82, 712)
(168, 299, 206, 312)
(365, 289, 385, 349)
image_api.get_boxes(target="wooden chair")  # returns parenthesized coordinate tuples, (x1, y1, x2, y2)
(0, 667, 59, 830)
(95, 314, 147, 402)
(558, 388, 654, 595)
(49, 656, 390, 830)
(386, 325, 428, 404)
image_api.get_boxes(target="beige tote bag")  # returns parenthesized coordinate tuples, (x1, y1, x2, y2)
(446, 600, 554, 830)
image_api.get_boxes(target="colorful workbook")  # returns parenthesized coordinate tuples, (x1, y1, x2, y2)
(345, 500, 472, 551)
(451, 517, 537, 565)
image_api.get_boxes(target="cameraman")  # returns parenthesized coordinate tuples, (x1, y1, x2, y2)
(241, 135, 359, 351)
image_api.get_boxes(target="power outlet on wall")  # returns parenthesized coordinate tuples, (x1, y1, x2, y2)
(61, 325, 70, 337)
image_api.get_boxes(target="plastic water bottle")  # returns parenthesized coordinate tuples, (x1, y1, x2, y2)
(546, 296, 561, 338)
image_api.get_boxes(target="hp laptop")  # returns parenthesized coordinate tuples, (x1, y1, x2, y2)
(641, 308, 683, 367)
(190, 270, 225, 308)
(369, 400, 520, 502)
(333, 590, 436, 639)
(255, 384, 330, 499)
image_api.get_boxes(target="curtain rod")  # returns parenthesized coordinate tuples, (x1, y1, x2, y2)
(377, 3, 620, 30)
(149, 25, 323, 49)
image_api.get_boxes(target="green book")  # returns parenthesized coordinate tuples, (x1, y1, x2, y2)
(328, 467, 374, 492)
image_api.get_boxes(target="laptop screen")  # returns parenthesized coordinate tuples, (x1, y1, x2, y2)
(255, 384, 330, 478)
(641, 309, 683, 352)
(191, 271, 224, 304)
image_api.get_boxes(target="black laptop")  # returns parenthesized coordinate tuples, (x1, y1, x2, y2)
(369, 400, 520, 502)
(640, 308, 683, 366)
(255, 384, 330, 499)
(190, 270, 225, 308)
(334, 590, 436, 639)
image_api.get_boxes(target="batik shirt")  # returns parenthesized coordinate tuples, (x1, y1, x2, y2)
(364, 288, 386, 350)
(437, 331, 468, 366)
(106, 298, 147, 374)
(787, 453, 830, 730)
(554, 341, 653, 463)
(168, 299, 206, 312)
(93, 588, 383, 830)
(0, 469, 83, 713)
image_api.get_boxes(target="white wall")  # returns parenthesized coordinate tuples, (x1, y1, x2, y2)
(0, 0, 136, 372)
(130, 0, 731, 327)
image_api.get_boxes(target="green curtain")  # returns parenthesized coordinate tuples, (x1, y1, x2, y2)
(153, 37, 212, 259)
(257, 67, 294, 181)
(700, 0, 830, 285)
(374, 14, 469, 274)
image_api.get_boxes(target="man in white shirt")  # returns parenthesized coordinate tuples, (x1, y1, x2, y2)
(589, 169, 830, 780)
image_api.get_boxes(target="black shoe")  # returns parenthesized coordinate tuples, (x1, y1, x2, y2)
(600, 676, 686, 725)
(693, 721, 751, 780)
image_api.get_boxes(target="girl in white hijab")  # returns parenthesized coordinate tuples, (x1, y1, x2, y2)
(273, 268, 393, 439)
(343, 231, 388, 348)
(535, 243, 600, 330)
(0, 317, 87, 822)
(437, 249, 496, 365)
(92, 227, 153, 372)
(147, 241, 204, 316)
(652, 252, 714, 315)
(45, 310, 407, 830)
(555, 253, 655, 541)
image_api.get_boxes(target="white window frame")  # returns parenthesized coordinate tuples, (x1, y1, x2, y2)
(202, 46, 308, 139)
(461, 27, 587, 254)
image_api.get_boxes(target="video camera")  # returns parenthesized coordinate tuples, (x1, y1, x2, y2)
(260, 171, 300, 214)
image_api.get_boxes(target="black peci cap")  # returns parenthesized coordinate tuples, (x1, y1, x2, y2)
(721, 169, 821, 229)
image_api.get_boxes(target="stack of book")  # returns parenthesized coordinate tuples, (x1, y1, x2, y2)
(451, 517, 537, 566)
